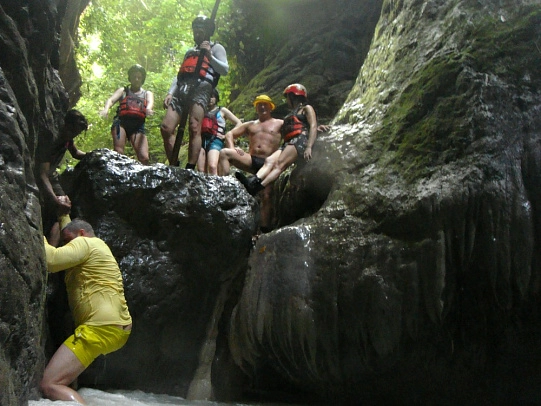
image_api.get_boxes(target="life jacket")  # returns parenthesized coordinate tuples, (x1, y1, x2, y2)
(177, 44, 220, 86)
(201, 112, 219, 136)
(281, 106, 308, 142)
(201, 107, 226, 138)
(118, 87, 147, 120)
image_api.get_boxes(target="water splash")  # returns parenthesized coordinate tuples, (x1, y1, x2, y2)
(30, 387, 291, 406)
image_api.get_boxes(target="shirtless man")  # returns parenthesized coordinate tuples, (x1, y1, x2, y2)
(219, 95, 283, 232)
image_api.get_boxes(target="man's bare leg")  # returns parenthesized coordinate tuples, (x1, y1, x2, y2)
(187, 104, 204, 166)
(160, 106, 181, 163)
(40, 344, 87, 404)
(197, 148, 207, 173)
(259, 185, 274, 232)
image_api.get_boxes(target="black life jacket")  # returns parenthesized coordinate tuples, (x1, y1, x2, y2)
(281, 105, 308, 142)
(177, 44, 220, 86)
(118, 87, 147, 120)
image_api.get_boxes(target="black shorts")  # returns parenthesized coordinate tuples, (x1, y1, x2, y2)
(251, 156, 265, 172)
(170, 79, 213, 115)
(281, 133, 308, 157)
(112, 117, 146, 138)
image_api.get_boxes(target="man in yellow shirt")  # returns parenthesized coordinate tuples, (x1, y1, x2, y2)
(41, 214, 132, 404)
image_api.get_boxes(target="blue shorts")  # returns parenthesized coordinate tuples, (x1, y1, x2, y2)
(64, 324, 131, 368)
(203, 136, 224, 152)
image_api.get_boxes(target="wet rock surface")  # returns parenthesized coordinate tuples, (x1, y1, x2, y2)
(63, 149, 258, 395)
(2, 0, 541, 404)
(229, 1, 541, 404)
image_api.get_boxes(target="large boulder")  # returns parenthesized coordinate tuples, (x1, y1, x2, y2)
(229, 0, 541, 403)
(62, 149, 258, 397)
(0, 0, 78, 403)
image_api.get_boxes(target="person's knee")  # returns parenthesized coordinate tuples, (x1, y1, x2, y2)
(219, 148, 231, 161)
(264, 155, 276, 167)
(208, 162, 218, 173)
(160, 121, 174, 137)
(40, 377, 54, 397)
(188, 118, 202, 134)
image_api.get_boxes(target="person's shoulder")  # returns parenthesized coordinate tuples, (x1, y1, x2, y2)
(212, 42, 226, 50)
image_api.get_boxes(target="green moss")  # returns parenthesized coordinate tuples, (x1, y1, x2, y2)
(372, 54, 470, 181)
(469, 7, 541, 80)
(371, 5, 541, 183)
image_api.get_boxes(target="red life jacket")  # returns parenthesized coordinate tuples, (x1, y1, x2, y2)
(201, 112, 218, 136)
(281, 106, 308, 142)
(177, 45, 220, 86)
(118, 87, 147, 120)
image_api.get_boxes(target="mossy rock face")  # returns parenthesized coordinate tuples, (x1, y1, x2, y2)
(228, 0, 384, 123)
(232, 1, 541, 403)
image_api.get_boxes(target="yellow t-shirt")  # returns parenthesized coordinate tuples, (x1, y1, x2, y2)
(44, 236, 132, 328)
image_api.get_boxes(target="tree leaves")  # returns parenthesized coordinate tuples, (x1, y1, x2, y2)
(73, 0, 230, 165)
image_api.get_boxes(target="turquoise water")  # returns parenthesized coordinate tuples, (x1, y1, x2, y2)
(29, 388, 290, 406)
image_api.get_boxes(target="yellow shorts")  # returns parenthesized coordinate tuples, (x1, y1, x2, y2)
(63, 324, 131, 368)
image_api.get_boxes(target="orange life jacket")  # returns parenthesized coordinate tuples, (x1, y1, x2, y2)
(177, 45, 220, 86)
(281, 106, 308, 142)
(118, 87, 147, 120)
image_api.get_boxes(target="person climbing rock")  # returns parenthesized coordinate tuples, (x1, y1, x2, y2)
(40, 208, 132, 405)
(36, 109, 88, 240)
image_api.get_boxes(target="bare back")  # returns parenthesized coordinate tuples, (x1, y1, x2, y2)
(246, 118, 283, 158)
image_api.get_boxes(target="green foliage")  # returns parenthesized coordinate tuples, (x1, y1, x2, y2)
(72, 0, 234, 166)
(372, 54, 471, 182)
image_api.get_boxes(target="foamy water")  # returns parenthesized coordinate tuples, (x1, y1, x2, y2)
(29, 387, 275, 406)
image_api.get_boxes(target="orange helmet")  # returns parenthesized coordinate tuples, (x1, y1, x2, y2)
(283, 83, 307, 97)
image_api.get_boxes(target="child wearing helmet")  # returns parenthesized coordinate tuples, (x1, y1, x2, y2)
(235, 83, 318, 196)
(161, 15, 229, 168)
(99, 64, 154, 165)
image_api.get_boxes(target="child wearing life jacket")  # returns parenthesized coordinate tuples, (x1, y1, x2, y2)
(197, 88, 241, 175)
(99, 64, 154, 164)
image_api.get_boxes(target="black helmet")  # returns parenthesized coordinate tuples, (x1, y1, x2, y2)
(192, 15, 215, 37)
(128, 64, 146, 84)
(212, 88, 220, 103)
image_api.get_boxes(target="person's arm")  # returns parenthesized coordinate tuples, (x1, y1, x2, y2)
(99, 87, 124, 118)
(303, 105, 318, 161)
(164, 77, 177, 109)
(220, 107, 242, 129)
(209, 43, 229, 76)
(67, 141, 85, 160)
(43, 236, 90, 273)
(39, 162, 71, 212)
(48, 212, 71, 247)
(224, 121, 250, 148)
(146, 90, 155, 116)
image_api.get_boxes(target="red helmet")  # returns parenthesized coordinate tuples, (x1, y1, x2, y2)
(283, 83, 307, 97)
